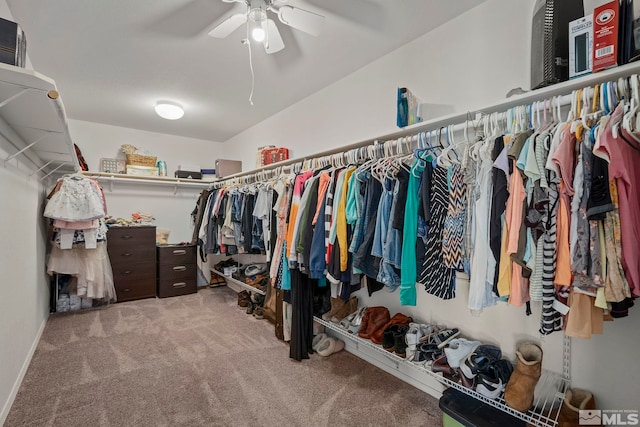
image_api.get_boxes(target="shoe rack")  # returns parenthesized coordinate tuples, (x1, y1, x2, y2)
(314, 317, 570, 427)
(211, 267, 266, 296)
(209, 253, 268, 296)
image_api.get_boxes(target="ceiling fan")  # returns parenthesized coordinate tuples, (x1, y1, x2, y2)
(208, 0, 325, 54)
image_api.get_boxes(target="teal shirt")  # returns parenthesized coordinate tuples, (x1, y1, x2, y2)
(399, 160, 425, 306)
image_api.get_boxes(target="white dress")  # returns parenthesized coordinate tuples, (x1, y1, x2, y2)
(44, 176, 105, 221)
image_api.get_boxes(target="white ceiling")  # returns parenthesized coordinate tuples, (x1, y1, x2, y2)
(7, 0, 485, 142)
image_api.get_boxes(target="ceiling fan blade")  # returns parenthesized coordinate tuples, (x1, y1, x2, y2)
(276, 6, 324, 36)
(263, 19, 284, 54)
(207, 13, 247, 38)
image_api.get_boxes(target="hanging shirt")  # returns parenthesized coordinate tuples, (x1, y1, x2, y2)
(399, 159, 425, 306)
(595, 105, 640, 296)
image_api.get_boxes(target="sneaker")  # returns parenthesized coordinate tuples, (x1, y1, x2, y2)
(245, 302, 254, 315)
(411, 342, 442, 365)
(476, 359, 514, 399)
(427, 328, 460, 349)
(443, 338, 481, 368)
(460, 344, 503, 379)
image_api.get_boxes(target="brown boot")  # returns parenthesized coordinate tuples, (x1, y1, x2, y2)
(358, 306, 391, 339)
(558, 388, 596, 427)
(321, 297, 344, 321)
(504, 343, 543, 412)
(330, 296, 358, 323)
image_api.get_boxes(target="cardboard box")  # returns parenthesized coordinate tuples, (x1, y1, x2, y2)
(569, 15, 593, 78)
(593, 0, 619, 72)
(215, 159, 241, 178)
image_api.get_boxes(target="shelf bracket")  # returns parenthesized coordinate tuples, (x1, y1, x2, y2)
(109, 180, 113, 192)
(0, 88, 31, 109)
(29, 159, 54, 176)
(174, 184, 178, 195)
(40, 162, 69, 180)
(3, 133, 50, 163)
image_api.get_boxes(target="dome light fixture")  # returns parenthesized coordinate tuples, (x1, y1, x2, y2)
(155, 101, 184, 120)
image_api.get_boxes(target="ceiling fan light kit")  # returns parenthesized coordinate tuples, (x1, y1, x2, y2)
(209, 0, 325, 54)
(155, 101, 184, 120)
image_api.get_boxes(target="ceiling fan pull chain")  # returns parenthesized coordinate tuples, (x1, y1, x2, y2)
(243, 20, 256, 106)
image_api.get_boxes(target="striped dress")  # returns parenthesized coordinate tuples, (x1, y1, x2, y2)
(419, 166, 456, 300)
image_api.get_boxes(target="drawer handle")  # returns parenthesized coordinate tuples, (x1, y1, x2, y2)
(121, 253, 132, 257)
(122, 270, 132, 275)
(172, 282, 187, 288)
(173, 266, 187, 271)
(121, 235, 133, 240)
(123, 288, 131, 292)
(172, 249, 187, 255)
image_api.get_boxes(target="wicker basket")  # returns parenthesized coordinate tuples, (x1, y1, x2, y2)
(126, 153, 157, 167)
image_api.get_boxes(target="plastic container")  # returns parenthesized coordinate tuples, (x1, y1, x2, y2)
(439, 389, 526, 427)
(156, 228, 170, 245)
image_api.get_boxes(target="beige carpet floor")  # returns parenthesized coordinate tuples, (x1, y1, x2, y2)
(5, 287, 443, 427)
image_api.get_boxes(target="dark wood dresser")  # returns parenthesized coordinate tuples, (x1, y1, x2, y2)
(107, 226, 157, 302)
(156, 244, 197, 298)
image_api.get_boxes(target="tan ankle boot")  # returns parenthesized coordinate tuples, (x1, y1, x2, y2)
(558, 388, 596, 427)
(321, 297, 344, 321)
(330, 296, 358, 323)
(504, 343, 543, 412)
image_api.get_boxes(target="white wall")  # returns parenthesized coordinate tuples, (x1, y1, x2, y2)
(68, 120, 224, 243)
(0, 3, 49, 424)
(223, 0, 533, 169)
(222, 0, 639, 411)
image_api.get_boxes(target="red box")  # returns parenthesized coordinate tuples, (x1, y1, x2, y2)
(261, 147, 289, 165)
(592, 0, 619, 72)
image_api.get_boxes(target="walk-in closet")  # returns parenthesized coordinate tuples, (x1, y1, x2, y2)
(1, 1, 639, 426)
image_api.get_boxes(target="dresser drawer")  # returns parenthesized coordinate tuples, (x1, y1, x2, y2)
(157, 277, 197, 298)
(157, 263, 196, 282)
(157, 245, 196, 265)
(115, 277, 157, 302)
(112, 259, 155, 277)
(108, 244, 156, 266)
(107, 226, 156, 244)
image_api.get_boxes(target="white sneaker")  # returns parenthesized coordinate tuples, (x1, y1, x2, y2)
(443, 338, 481, 368)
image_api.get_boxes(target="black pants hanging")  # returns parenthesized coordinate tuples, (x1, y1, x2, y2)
(289, 268, 314, 361)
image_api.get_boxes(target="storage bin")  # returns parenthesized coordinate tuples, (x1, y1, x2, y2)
(439, 389, 526, 427)
(126, 153, 157, 167)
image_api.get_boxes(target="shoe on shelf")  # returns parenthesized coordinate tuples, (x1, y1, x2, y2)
(382, 325, 402, 352)
(331, 296, 358, 323)
(316, 337, 345, 357)
(357, 306, 391, 340)
(432, 355, 460, 383)
(443, 338, 482, 369)
(557, 388, 597, 427)
(412, 342, 442, 365)
(476, 359, 513, 399)
(338, 308, 360, 330)
(428, 328, 461, 349)
(340, 306, 367, 335)
(370, 313, 413, 345)
(322, 297, 345, 321)
(459, 344, 502, 379)
(504, 343, 543, 412)
(393, 326, 409, 358)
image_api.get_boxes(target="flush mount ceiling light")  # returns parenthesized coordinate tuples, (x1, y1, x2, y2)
(155, 101, 184, 120)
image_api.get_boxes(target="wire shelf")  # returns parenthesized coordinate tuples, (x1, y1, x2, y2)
(211, 268, 266, 295)
(314, 316, 568, 427)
